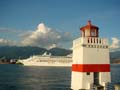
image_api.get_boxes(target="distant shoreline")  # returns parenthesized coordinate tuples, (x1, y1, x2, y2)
(0, 62, 10, 64)
(111, 60, 120, 64)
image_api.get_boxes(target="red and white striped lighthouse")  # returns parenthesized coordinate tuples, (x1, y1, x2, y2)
(71, 21, 111, 90)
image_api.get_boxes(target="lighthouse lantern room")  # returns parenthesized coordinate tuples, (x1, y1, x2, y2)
(80, 20, 99, 37)
(71, 21, 111, 90)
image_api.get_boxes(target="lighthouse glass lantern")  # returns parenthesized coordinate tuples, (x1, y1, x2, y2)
(80, 20, 99, 37)
(71, 21, 111, 90)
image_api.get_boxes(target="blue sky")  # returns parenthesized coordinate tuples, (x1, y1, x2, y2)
(0, 0, 120, 49)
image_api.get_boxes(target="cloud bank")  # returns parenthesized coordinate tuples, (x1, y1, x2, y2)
(110, 37, 120, 52)
(0, 38, 17, 46)
(21, 23, 73, 48)
(1, 23, 119, 50)
(110, 37, 120, 49)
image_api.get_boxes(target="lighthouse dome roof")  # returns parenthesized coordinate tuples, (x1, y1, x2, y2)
(80, 20, 99, 30)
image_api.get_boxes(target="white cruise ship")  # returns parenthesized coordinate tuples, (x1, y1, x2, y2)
(17, 52, 72, 67)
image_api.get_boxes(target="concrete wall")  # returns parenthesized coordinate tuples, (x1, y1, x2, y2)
(71, 37, 111, 90)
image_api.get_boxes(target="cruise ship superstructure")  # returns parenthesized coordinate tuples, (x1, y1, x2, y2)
(18, 52, 72, 66)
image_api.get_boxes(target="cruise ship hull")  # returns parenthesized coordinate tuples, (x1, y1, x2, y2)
(20, 62, 72, 67)
(17, 54, 72, 67)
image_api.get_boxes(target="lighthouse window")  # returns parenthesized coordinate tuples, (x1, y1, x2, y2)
(91, 38, 92, 43)
(86, 72, 90, 75)
(97, 45, 99, 48)
(96, 39, 98, 43)
(99, 39, 101, 44)
(103, 46, 105, 48)
(85, 30, 90, 37)
(100, 45, 102, 48)
(82, 44, 86, 47)
(106, 46, 108, 48)
(91, 45, 93, 48)
(91, 32, 95, 36)
(88, 45, 90, 47)
(88, 39, 89, 43)
(94, 45, 96, 48)
(94, 38, 95, 43)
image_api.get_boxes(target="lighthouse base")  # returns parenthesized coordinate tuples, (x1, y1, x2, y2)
(71, 72, 110, 90)
(93, 85, 104, 90)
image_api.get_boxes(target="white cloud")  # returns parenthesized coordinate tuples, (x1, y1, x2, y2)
(110, 37, 120, 49)
(0, 38, 17, 46)
(21, 23, 73, 49)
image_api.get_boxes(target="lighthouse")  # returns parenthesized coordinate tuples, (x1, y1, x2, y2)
(71, 21, 111, 90)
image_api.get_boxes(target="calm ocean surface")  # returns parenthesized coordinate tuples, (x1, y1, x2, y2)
(0, 64, 120, 90)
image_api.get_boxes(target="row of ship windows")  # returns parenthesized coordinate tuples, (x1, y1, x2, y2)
(36, 60, 72, 63)
(82, 44, 108, 49)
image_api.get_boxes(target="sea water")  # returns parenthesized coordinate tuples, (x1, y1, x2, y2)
(0, 64, 119, 90)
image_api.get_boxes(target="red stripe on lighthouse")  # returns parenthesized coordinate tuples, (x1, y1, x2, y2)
(72, 64, 110, 72)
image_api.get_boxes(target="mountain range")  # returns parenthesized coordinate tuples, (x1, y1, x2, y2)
(0, 46, 120, 63)
(0, 46, 72, 61)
